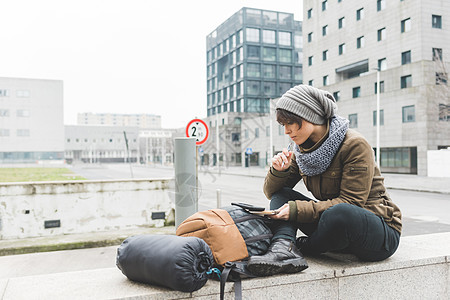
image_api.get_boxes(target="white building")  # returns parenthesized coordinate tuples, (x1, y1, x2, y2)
(0, 77, 64, 163)
(77, 112, 161, 129)
(303, 0, 450, 175)
(65, 125, 139, 163)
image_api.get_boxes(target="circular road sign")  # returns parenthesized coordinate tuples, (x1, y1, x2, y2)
(186, 119, 209, 145)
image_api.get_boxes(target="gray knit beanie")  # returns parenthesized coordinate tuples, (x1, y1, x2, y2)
(276, 84, 337, 125)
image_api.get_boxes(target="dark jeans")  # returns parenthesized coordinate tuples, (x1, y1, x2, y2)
(269, 187, 400, 262)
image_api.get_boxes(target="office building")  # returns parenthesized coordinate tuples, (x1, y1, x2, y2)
(0, 77, 64, 163)
(303, 0, 450, 175)
(65, 125, 139, 163)
(203, 7, 302, 166)
(77, 112, 161, 129)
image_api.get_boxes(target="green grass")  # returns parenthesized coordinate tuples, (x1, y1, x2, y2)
(0, 168, 86, 183)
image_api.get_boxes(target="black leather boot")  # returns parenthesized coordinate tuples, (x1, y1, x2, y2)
(247, 239, 308, 276)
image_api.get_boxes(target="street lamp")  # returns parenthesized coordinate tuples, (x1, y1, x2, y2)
(374, 68, 381, 167)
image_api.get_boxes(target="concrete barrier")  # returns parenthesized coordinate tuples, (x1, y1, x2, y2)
(1, 232, 449, 299)
(0, 179, 174, 239)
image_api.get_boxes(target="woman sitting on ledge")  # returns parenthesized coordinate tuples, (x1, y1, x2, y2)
(247, 84, 402, 277)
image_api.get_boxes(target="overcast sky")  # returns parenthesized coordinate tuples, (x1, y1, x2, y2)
(0, 0, 302, 129)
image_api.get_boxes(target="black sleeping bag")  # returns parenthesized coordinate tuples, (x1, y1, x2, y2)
(116, 234, 214, 292)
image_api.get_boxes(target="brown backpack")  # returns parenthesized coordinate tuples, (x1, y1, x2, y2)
(176, 208, 248, 266)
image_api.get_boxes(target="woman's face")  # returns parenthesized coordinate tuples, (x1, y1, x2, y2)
(284, 120, 315, 145)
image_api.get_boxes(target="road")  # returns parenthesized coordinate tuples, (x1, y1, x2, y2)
(1, 163, 449, 280)
(69, 163, 450, 237)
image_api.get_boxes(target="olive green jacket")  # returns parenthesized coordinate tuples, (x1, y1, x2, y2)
(264, 129, 402, 234)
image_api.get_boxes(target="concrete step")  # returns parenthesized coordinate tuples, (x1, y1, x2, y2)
(1, 232, 449, 299)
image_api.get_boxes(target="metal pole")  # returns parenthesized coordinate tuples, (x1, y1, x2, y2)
(174, 137, 197, 227)
(216, 189, 221, 208)
(216, 112, 220, 175)
(269, 98, 273, 166)
(376, 70, 381, 167)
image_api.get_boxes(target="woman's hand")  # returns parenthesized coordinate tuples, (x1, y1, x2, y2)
(268, 203, 290, 221)
(271, 148, 293, 171)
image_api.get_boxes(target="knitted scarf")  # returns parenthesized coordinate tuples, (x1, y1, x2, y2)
(293, 115, 349, 176)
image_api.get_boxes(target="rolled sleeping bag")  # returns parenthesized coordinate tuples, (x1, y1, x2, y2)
(116, 234, 214, 293)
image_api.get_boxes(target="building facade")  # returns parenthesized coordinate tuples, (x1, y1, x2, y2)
(203, 7, 302, 166)
(65, 125, 139, 163)
(0, 77, 64, 163)
(77, 112, 161, 129)
(303, 0, 450, 175)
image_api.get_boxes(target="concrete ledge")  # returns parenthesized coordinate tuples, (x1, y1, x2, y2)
(1, 232, 449, 299)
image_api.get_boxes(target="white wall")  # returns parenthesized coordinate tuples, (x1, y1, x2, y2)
(428, 150, 450, 177)
(0, 178, 174, 239)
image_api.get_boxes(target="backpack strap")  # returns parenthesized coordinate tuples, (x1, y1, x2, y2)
(220, 262, 242, 300)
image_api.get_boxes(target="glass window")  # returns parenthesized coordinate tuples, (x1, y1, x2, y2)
(247, 45, 260, 60)
(294, 66, 302, 81)
(307, 8, 312, 19)
(401, 50, 411, 65)
(438, 104, 450, 121)
(378, 58, 387, 71)
(356, 8, 364, 21)
(377, 0, 386, 11)
(401, 75, 412, 88)
(246, 9, 261, 25)
(373, 110, 385, 126)
(279, 13, 292, 27)
(263, 30, 276, 43)
(349, 113, 358, 128)
(247, 81, 260, 95)
(357, 36, 365, 48)
(294, 34, 302, 49)
(0, 129, 10, 136)
(323, 50, 328, 61)
(0, 89, 9, 97)
(377, 27, 386, 41)
(17, 109, 30, 117)
(255, 128, 259, 138)
(246, 28, 260, 42)
(432, 15, 442, 29)
(263, 65, 276, 78)
(279, 49, 292, 63)
(322, 25, 328, 36)
(266, 126, 270, 137)
(279, 83, 291, 94)
(16, 90, 30, 97)
(333, 91, 340, 101)
(0, 109, 9, 117)
(247, 63, 260, 77)
(308, 56, 314, 66)
(237, 47, 243, 62)
(263, 81, 276, 95)
(436, 72, 448, 85)
(236, 30, 242, 45)
(263, 47, 276, 61)
(352, 86, 361, 98)
(338, 17, 345, 29)
(402, 105, 415, 122)
(401, 18, 411, 33)
(308, 80, 314, 86)
(339, 43, 346, 55)
(279, 66, 292, 79)
(262, 11, 277, 26)
(323, 75, 329, 86)
(278, 31, 291, 46)
(308, 32, 313, 43)
(374, 81, 385, 93)
(17, 129, 30, 137)
(433, 48, 443, 61)
(322, 0, 328, 11)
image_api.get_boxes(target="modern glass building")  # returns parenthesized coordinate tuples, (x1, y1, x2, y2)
(206, 7, 302, 117)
